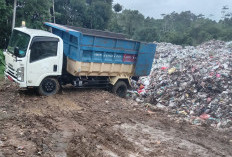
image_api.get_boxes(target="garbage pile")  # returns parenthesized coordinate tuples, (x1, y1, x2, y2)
(130, 40, 232, 128)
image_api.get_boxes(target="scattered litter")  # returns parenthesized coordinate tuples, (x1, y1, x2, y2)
(147, 110, 155, 114)
(200, 113, 210, 120)
(130, 40, 232, 128)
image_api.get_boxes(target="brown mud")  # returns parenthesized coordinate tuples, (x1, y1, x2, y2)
(0, 80, 231, 157)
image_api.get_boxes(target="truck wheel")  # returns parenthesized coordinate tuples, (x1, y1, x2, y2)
(112, 81, 127, 98)
(38, 78, 60, 96)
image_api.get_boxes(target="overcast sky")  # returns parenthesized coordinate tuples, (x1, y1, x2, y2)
(113, 0, 232, 21)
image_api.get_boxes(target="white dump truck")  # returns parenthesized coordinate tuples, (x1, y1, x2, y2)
(4, 22, 156, 97)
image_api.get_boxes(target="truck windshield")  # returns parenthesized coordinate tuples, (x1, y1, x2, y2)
(7, 30, 30, 58)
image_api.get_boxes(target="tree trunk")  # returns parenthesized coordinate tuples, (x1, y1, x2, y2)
(12, 0, 17, 31)
(53, 0, 56, 23)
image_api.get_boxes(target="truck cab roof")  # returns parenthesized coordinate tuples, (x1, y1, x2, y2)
(14, 27, 59, 38)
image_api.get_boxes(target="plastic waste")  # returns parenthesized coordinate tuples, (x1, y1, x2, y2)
(130, 40, 232, 128)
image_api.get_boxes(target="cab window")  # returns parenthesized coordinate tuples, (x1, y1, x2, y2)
(30, 37, 58, 63)
(8, 30, 30, 58)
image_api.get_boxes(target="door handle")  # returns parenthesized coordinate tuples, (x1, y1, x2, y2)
(53, 65, 57, 72)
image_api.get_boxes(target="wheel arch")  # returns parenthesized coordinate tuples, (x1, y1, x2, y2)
(34, 74, 60, 87)
(109, 76, 131, 88)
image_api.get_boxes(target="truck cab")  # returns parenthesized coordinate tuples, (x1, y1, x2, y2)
(4, 27, 63, 94)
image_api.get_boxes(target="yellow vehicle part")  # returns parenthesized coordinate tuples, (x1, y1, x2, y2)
(67, 57, 135, 77)
(109, 76, 131, 86)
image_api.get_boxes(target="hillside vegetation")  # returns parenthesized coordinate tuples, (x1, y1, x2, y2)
(0, 50, 4, 77)
(0, 0, 232, 75)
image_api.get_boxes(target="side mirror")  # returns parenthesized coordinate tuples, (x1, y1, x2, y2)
(14, 47, 19, 57)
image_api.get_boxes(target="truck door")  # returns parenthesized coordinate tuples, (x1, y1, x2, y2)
(27, 37, 61, 86)
(134, 43, 156, 76)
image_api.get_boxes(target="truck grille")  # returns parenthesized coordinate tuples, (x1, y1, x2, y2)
(7, 65, 17, 79)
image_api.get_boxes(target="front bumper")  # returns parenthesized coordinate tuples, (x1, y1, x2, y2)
(4, 71, 27, 88)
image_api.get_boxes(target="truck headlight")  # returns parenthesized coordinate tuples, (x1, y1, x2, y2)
(17, 67, 24, 82)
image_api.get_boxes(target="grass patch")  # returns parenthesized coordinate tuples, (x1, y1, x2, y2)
(0, 65, 4, 75)
(0, 73, 4, 83)
(0, 74, 4, 80)
(0, 62, 4, 81)
(0, 71, 4, 77)
(0, 49, 5, 77)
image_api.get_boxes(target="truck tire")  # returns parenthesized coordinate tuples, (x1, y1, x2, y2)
(38, 77, 60, 96)
(112, 81, 127, 98)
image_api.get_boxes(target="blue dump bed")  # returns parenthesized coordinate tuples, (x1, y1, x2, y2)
(45, 22, 156, 76)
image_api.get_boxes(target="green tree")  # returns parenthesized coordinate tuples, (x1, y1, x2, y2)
(0, 0, 12, 49)
(16, 0, 53, 29)
(55, 0, 87, 27)
(0, 50, 5, 75)
(133, 27, 158, 42)
(108, 13, 123, 33)
(118, 9, 144, 37)
(84, 0, 113, 30)
(2, 0, 232, 49)
(113, 3, 122, 13)
(55, 0, 113, 30)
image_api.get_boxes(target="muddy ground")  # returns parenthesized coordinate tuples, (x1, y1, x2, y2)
(0, 80, 231, 157)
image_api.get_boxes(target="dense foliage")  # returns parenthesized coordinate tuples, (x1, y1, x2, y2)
(109, 10, 232, 46)
(0, 0, 232, 51)
(0, 0, 12, 49)
(0, 0, 114, 49)
(55, 0, 113, 30)
(16, 0, 53, 29)
(0, 50, 4, 76)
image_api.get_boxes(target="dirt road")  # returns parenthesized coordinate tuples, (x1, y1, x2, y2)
(0, 81, 231, 157)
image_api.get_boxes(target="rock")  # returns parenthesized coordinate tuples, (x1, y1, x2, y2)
(136, 98, 144, 103)
(17, 150, 26, 156)
(156, 103, 165, 109)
